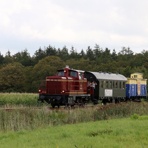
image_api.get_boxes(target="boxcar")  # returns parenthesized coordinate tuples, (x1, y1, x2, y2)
(84, 71, 127, 104)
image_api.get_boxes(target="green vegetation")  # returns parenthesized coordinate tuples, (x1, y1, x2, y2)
(0, 45, 147, 147)
(0, 101, 148, 132)
(0, 93, 38, 106)
(0, 45, 148, 92)
(0, 93, 148, 147)
(0, 117, 148, 148)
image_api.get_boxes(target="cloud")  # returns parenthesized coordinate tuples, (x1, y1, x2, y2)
(0, 0, 148, 56)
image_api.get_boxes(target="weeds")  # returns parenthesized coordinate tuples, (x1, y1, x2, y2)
(0, 101, 148, 132)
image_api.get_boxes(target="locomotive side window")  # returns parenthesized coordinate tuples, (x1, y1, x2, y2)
(70, 71, 78, 78)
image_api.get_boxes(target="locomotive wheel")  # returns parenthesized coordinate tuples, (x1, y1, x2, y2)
(51, 102, 55, 108)
(51, 102, 60, 108)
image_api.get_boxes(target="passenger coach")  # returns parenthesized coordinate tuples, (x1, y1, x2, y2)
(84, 72, 127, 104)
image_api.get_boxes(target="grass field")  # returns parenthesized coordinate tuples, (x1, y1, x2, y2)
(0, 117, 148, 148)
(0, 93, 148, 147)
(0, 93, 38, 106)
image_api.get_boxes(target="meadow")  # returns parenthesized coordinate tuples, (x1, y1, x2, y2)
(0, 117, 148, 148)
(0, 93, 148, 147)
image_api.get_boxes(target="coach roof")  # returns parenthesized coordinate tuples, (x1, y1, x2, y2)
(85, 71, 127, 81)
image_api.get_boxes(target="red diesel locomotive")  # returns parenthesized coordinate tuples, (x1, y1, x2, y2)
(38, 66, 93, 108)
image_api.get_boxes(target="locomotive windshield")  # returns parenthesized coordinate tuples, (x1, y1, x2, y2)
(57, 70, 65, 76)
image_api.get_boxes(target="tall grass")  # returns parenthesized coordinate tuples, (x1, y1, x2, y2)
(0, 93, 38, 106)
(0, 102, 148, 132)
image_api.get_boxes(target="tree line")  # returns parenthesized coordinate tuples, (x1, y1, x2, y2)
(0, 44, 148, 92)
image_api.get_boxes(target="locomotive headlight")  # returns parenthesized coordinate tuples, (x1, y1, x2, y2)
(39, 89, 41, 93)
(61, 90, 65, 93)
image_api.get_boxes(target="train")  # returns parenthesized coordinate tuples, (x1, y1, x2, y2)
(38, 66, 147, 108)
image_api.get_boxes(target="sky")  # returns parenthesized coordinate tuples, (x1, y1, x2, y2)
(0, 0, 148, 56)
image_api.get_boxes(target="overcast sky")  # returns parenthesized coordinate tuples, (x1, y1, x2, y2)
(0, 0, 148, 56)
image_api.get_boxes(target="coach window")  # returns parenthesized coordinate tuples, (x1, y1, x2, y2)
(108, 81, 112, 88)
(100, 81, 103, 88)
(107, 81, 110, 88)
(102, 81, 104, 88)
(113, 81, 115, 88)
(113, 81, 116, 88)
(119, 81, 121, 88)
(120, 82, 122, 89)
(106, 81, 108, 88)
(103, 81, 106, 88)
(122, 82, 124, 89)
(117, 82, 119, 88)
(121, 82, 123, 88)
(108, 81, 110, 88)
(114, 81, 118, 88)
(123, 82, 125, 89)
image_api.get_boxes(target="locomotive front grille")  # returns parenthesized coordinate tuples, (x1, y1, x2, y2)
(46, 78, 66, 94)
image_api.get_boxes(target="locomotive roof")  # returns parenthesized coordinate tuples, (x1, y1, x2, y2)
(62, 67, 84, 73)
(72, 69, 84, 73)
(85, 71, 127, 81)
